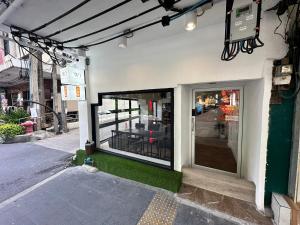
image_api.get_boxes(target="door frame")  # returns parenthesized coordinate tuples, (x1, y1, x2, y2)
(191, 86, 244, 177)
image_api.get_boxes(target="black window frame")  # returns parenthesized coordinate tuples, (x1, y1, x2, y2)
(91, 88, 175, 170)
(3, 39, 10, 56)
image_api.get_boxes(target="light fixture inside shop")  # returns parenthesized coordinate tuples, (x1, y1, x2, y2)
(185, 10, 197, 31)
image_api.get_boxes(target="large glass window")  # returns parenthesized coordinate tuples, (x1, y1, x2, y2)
(97, 90, 173, 167)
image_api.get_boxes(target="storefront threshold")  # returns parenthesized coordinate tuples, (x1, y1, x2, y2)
(181, 166, 255, 203)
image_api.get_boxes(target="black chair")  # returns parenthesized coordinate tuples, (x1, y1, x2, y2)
(148, 123, 160, 131)
(135, 123, 145, 129)
(127, 134, 144, 154)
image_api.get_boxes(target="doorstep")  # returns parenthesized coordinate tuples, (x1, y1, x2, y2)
(178, 167, 272, 225)
(182, 166, 256, 203)
(177, 183, 273, 225)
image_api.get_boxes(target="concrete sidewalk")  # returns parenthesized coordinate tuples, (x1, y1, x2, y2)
(0, 167, 242, 225)
(33, 128, 80, 154)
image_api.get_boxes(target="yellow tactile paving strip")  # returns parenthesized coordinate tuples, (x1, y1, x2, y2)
(137, 192, 178, 225)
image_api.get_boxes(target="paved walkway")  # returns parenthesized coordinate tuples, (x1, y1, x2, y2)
(0, 143, 71, 203)
(0, 167, 242, 225)
(33, 128, 80, 154)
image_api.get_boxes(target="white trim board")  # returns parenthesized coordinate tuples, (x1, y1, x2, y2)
(100, 142, 171, 167)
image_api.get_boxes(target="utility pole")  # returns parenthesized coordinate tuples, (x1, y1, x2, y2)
(29, 50, 45, 130)
(60, 98, 69, 133)
(38, 52, 45, 128)
(52, 65, 59, 134)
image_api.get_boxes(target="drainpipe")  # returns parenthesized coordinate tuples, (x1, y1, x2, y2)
(0, 0, 25, 24)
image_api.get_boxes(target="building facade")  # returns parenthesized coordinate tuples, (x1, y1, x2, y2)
(78, 0, 289, 211)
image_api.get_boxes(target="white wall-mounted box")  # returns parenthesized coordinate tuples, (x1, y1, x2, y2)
(272, 193, 291, 225)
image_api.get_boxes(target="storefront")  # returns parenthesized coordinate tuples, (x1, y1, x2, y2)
(77, 0, 287, 212)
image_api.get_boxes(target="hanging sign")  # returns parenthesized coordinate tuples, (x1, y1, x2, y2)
(225, 115, 239, 122)
(60, 66, 85, 85)
(30, 108, 38, 118)
(61, 85, 86, 101)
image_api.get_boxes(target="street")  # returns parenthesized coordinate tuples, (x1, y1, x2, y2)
(0, 142, 242, 225)
(0, 143, 72, 203)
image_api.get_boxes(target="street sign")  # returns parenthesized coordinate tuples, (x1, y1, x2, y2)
(61, 85, 86, 101)
(60, 66, 85, 85)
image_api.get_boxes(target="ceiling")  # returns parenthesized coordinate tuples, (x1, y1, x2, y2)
(2, 0, 210, 48)
(1, 0, 280, 51)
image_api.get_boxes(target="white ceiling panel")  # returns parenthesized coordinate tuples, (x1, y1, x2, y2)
(2, 0, 228, 49)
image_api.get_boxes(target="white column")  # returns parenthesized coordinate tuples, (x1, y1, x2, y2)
(174, 86, 182, 172)
(79, 55, 92, 149)
(79, 101, 92, 149)
(255, 60, 273, 211)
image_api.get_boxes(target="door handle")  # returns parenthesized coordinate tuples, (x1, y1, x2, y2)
(192, 117, 195, 132)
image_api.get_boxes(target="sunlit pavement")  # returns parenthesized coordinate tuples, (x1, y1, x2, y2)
(33, 128, 80, 154)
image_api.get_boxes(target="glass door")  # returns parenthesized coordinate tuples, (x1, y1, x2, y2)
(192, 88, 242, 174)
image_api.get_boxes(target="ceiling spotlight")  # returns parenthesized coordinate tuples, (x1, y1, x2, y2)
(118, 29, 133, 48)
(185, 11, 197, 31)
(118, 36, 127, 48)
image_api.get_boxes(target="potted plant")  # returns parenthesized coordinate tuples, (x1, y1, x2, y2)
(85, 140, 95, 155)
(0, 123, 25, 144)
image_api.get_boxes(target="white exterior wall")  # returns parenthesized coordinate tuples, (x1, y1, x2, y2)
(242, 62, 273, 209)
(81, 0, 287, 211)
(86, 0, 286, 103)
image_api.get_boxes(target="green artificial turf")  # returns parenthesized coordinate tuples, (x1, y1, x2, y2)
(74, 150, 182, 193)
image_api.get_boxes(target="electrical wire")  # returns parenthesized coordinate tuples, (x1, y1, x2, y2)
(62, 0, 182, 44)
(158, 0, 182, 12)
(35, 40, 64, 66)
(80, 19, 163, 48)
(274, 14, 285, 39)
(279, 3, 300, 99)
(11, 35, 54, 66)
(170, 0, 209, 20)
(0, 0, 9, 8)
(284, 3, 297, 40)
(62, 3, 163, 44)
(46, 0, 134, 38)
(82, 12, 169, 45)
(10, 25, 73, 66)
(10, 0, 208, 57)
(65, 0, 211, 48)
(30, 0, 91, 33)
